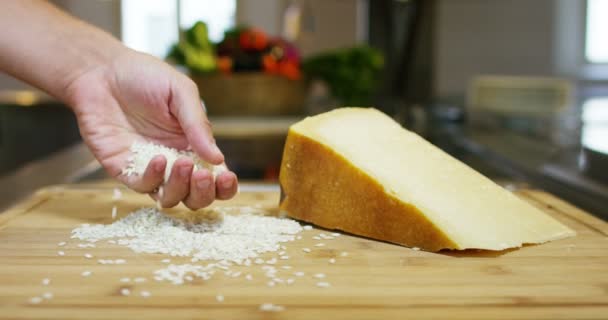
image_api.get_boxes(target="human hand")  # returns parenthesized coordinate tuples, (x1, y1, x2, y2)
(65, 49, 238, 209)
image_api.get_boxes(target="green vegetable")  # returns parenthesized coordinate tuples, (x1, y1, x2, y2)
(166, 21, 217, 74)
(180, 42, 216, 74)
(303, 46, 384, 105)
(186, 21, 213, 50)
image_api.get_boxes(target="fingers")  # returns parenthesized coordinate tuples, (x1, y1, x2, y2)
(138, 159, 239, 209)
(157, 158, 193, 208)
(183, 169, 216, 210)
(126, 155, 166, 193)
(215, 171, 238, 200)
(170, 79, 224, 165)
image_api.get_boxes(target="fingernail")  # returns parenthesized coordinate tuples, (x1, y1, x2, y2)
(180, 166, 191, 178)
(221, 178, 232, 189)
(197, 178, 211, 189)
(155, 161, 164, 172)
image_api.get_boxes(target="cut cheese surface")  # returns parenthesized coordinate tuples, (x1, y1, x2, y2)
(279, 107, 575, 251)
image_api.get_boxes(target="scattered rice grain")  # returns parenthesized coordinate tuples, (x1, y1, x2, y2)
(112, 188, 122, 200)
(71, 208, 302, 264)
(260, 303, 285, 312)
(29, 297, 42, 304)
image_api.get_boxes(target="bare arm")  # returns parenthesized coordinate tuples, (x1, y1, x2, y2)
(0, 0, 122, 102)
(0, 0, 238, 209)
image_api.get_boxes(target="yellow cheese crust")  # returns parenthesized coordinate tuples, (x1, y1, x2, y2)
(279, 130, 458, 251)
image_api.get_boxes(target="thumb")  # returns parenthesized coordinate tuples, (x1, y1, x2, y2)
(170, 79, 224, 165)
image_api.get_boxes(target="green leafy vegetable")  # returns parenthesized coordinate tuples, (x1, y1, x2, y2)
(302, 46, 384, 105)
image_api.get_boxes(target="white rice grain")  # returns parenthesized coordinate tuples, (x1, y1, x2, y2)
(112, 188, 122, 200)
(260, 303, 285, 312)
(29, 297, 42, 304)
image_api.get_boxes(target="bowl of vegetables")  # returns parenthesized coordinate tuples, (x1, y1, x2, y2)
(168, 22, 307, 116)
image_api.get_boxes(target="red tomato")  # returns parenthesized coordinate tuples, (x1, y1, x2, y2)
(262, 54, 279, 74)
(217, 56, 233, 74)
(239, 28, 269, 51)
(279, 60, 301, 80)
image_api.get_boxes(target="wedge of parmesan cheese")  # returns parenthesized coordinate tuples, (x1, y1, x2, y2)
(279, 107, 575, 251)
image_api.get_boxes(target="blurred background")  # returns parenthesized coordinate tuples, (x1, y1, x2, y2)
(0, 0, 607, 218)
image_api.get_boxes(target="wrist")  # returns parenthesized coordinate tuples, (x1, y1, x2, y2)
(62, 36, 128, 108)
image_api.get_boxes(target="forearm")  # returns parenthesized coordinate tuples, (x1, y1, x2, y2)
(0, 0, 127, 104)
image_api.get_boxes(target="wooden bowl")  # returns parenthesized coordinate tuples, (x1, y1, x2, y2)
(190, 73, 307, 116)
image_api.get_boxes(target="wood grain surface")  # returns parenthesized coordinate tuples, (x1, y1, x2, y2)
(0, 182, 606, 320)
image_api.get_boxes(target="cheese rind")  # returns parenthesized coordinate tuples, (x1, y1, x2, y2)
(279, 107, 575, 251)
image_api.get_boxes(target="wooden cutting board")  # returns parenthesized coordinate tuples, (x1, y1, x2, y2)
(0, 182, 606, 320)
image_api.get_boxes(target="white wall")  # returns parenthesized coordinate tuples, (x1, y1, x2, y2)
(237, 0, 365, 57)
(434, 0, 558, 99)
